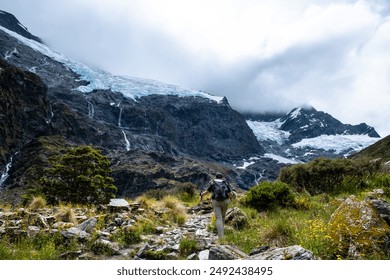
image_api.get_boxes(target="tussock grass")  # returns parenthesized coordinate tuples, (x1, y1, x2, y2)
(54, 204, 77, 224)
(28, 196, 47, 210)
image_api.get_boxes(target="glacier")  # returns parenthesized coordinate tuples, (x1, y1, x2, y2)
(0, 25, 224, 103)
(246, 119, 290, 144)
(291, 134, 380, 155)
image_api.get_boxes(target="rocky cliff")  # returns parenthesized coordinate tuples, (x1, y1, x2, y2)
(0, 11, 264, 202)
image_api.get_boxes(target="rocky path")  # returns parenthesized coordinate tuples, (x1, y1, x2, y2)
(134, 207, 217, 260)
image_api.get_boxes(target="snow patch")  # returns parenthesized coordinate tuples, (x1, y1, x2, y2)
(289, 108, 302, 119)
(292, 134, 380, 154)
(263, 153, 302, 164)
(0, 25, 224, 103)
(18, 22, 27, 31)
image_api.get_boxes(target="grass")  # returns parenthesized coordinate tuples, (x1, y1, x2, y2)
(222, 194, 344, 258)
(1, 175, 390, 260)
(0, 232, 78, 260)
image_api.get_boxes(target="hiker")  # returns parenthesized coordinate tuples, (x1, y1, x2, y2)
(200, 173, 236, 239)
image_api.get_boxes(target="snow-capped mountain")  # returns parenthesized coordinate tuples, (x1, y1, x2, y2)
(245, 106, 381, 162)
(0, 10, 263, 200)
(0, 10, 383, 200)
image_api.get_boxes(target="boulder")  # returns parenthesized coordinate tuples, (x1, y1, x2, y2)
(61, 227, 91, 240)
(198, 250, 210, 260)
(225, 207, 249, 230)
(208, 245, 248, 260)
(328, 195, 390, 259)
(368, 198, 390, 227)
(248, 245, 314, 260)
(76, 217, 97, 233)
(108, 199, 130, 212)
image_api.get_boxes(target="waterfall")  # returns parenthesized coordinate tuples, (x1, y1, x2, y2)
(46, 103, 54, 124)
(118, 107, 123, 127)
(87, 100, 95, 118)
(122, 130, 131, 151)
(0, 156, 13, 189)
(254, 169, 266, 185)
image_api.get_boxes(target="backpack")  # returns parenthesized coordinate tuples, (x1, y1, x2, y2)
(210, 179, 229, 201)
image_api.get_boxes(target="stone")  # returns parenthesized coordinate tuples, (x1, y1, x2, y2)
(198, 250, 210, 260)
(328, 195, 390, 259)
(248, 245, 314, 260)
(59, 250, 82, 260)
(53, 222, 75, 229)
(27, 225, 40, 237)
(368, 198, 390, 226)
(107, 198, 130, 209)
(249, 245, 270, 256)
(76, 217, 97, 233)
(136, 243, 152, 258)
(208, 245, 248, 260)
(187, 253, 198, 260)
(61, 227, 91, 240)
(225, 207, 249, 230)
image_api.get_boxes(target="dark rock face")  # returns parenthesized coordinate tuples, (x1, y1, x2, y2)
(0, 10, 42, 43)
(279, 107, 380, 143)
(0, 58, 50, 164)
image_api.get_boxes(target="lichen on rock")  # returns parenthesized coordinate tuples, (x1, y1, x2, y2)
(328, 195, 390, 259)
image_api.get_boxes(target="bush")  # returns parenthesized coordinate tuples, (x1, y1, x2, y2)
(279, 158, 380, 195)
(179, 237, 198, 256)
(40, 146, 117, 205)
(243, 181, 295, 211)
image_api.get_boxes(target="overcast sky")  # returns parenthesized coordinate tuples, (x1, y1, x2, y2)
(1, 0, 390, 136)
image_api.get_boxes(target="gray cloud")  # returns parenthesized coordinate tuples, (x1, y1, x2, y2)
(1, 0, 390, 136)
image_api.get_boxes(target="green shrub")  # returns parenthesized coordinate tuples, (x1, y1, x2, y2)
(40, 145, 117, 205)
(279, 158, 380, 195)
(120, 227, 142, 245)
(243, 181, 295, 211)
(179, 237, 198, 256)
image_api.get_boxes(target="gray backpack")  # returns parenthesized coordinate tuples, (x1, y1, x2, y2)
(211, 179, 229, 201)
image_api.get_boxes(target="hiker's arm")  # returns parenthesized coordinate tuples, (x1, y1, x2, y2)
(227, 183, 237, 199)
(199, 190, 209, 203)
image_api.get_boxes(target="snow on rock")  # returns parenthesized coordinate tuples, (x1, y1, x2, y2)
(292, 134, 380, 154)
(0, 26, 224, 103)
(263, 153, 302, 164)
(289, 108, 302, 120)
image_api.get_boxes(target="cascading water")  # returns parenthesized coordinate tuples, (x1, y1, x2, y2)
(118, 106, 130, 151)
(118, 106, 123, 127)
(254, 169, 266, 185)
(46, 103, 54, 124)
(122, 131, 131, 151)
(0, 156, 13, 189)
(87, 100, 95, 118)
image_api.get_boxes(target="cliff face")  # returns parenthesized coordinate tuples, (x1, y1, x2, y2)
(0, 58, 50, 164)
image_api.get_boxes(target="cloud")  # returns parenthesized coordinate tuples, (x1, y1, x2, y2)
(1, 0, 390, 136)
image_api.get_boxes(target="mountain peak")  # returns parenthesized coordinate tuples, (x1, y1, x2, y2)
(0, 10, 42, 43)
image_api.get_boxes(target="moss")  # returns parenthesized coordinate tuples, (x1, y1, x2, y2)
(328, 196, 390, 259)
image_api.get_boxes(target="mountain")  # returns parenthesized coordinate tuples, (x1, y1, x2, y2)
(0, 11, 383, 203)
(350, 135, 390, 162)
(244, 106, 381, 163)
(0, 11, 264, 202)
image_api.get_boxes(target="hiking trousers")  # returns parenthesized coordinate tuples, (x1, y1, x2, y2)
(212, 199, 229, 239)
